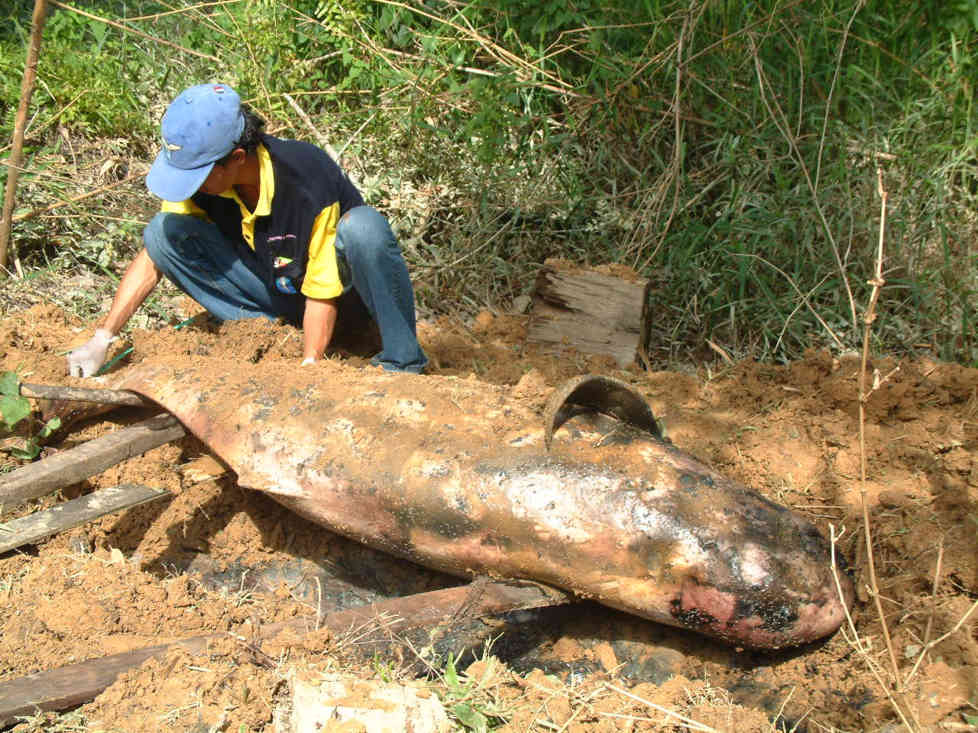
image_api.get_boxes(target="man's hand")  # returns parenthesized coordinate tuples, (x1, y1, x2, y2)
(302, 297, 339, 364)
(67, 328, 116, 377)
(66, 247, 163, 377)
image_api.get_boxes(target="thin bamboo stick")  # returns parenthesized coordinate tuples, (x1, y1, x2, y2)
(47, 1, 218, 62)
(11, 171, 142, 224)
(0, 0, 49, 272)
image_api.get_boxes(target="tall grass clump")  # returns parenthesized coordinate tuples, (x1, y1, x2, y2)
(0, 0, 975, 366)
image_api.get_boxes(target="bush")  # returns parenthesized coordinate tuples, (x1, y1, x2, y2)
(1, 0, 975, 365)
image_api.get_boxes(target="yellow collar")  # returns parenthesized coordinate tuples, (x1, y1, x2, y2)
(218, 143, 274, 216)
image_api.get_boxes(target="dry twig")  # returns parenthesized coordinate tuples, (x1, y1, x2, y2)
(857, 167, 900, 686)
(12, 171, 142, 224)
(903, 539, 944, 688)
(48, 1, 219, 61)
(604, 683, 718, 733)
(830, 526, 916, 731)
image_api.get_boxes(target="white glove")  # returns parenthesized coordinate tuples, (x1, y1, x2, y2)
(67, 328, 116, 377)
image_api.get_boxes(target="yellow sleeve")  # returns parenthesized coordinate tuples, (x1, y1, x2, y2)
(301, 203, 344, 300)
(161, 199, 209, 218)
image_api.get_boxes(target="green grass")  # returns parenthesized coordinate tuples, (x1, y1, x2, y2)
(1, 0, 976, 366)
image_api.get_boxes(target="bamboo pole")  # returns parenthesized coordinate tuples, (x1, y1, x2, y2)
(0, 0, 49, 272)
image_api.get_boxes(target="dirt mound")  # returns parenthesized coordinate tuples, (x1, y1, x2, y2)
(1, 304, 976, 731)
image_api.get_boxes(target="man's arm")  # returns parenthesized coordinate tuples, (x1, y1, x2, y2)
(67, 248, 163, 377)
(302, 296, 339, 363)
(102, 247, 164, 334)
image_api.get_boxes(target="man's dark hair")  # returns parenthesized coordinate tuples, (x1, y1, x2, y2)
(217, 105, 265, 163)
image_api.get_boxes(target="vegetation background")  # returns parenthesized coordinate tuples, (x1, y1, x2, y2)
(1, 0, 976, 367)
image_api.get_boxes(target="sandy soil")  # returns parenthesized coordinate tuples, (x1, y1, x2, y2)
(1, 302, 976, 732)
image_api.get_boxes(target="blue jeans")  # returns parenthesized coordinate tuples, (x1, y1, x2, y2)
(143, 206, 428, 373)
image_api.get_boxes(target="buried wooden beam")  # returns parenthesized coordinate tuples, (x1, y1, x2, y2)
(0, 579, 571, 727)
(0, 483, 171, 555)
(0, 414, 185, 510)
(20, 383, 151, 407)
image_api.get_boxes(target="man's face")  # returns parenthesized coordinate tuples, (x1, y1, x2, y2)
(197, 148, 245, 195)
(198, 161, 234, 195)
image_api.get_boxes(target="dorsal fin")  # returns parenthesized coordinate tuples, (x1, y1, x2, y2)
(543, 375, 662, 451)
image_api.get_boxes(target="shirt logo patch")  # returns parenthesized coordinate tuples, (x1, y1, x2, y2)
(273, 256, 293, 269)
(275, 276, 297, 294)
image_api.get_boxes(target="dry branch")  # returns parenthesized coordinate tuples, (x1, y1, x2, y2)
(282, 93, 337, 159)
(20, 383, 151, 407)
(48, 1, 219, 62)
(858, 168, 901, 686)
(11, 171, 142, 224)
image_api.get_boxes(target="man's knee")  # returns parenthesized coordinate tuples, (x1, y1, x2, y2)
(143, 212, 197, 268)
(142, 212, 170, 265)
(337, 206, 394, 261)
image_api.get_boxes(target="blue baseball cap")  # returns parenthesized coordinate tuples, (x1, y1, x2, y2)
(146, 83, 246, 201)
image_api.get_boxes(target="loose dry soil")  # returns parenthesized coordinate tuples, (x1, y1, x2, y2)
(1, 302, 976, 732)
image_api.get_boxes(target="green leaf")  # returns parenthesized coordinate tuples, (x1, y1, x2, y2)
(10, 439, 40, 461)
(0, 371, 20, 397)
(444, 653, 460, 691)
(38, 417, 61, 440)
(0, 394, 30, 431)
(453, 703, 488, 732)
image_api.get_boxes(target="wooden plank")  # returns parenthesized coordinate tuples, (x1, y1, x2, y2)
(0, 415, 185, 510)
(20, 383, 151, 407)
(0, 640, 190, 726)
(529, 301, 644, 366)
(0, 580, 570, 727)
(0, 483, 171, 554)
(527, 259, 650, 367)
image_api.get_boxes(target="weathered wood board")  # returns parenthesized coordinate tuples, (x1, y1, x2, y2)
(526, 259, 650, 367)
(0, 483, 171, 554)
(0, 414, 184, 511)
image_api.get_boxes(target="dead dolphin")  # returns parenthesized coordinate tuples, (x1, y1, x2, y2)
(114, 359, 854, 649)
